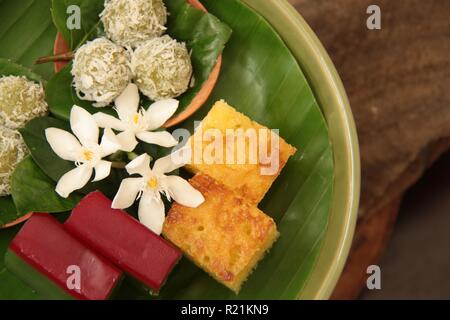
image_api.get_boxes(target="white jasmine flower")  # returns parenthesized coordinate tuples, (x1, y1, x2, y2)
(45, 106, 121, 198)
(94, 83, 179, 152)
(112, 153, 204, 235)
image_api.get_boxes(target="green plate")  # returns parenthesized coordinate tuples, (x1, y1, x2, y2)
(243, 0, 360, 299)
(0, 0, 359, 300)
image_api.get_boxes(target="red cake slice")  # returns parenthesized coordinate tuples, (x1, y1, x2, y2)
(65, 191, 182, 293)
(7, 213, 122, 300)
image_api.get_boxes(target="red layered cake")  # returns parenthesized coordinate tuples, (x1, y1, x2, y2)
(65, 191, 182, 293)
(6, 213, 122, 300)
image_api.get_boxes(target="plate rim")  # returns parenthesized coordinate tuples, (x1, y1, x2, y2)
(241, 0, 361, 299)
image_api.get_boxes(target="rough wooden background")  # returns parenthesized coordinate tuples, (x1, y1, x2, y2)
(288, 0, 450, 299)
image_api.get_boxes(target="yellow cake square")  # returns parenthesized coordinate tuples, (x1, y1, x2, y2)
(162, 173, 279, 293)
(186, 100, 297, 204)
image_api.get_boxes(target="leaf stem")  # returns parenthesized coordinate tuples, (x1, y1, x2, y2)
(34, 52, 74, 65)
(111, 161, 126, 169)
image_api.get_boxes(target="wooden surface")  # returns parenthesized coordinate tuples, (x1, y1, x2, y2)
(331, 198, 402, 299)
(288, 0, 450, 299)
(361, 151, 450, 299)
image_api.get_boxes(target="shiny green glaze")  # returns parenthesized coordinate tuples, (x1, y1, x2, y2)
(4, 249, 75, 300)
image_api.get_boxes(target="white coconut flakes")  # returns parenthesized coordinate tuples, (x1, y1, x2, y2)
(0, 127, 28, 196)
(132, 35, 193, 101)
(71, 38, 133, 107)
(101, 0, 168, 48)
(0, 75, 48, 130)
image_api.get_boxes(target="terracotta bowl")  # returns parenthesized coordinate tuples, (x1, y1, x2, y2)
(1, 213, 33, 229)
(53, 0, 222, 129)
(2, 0, 221, 229)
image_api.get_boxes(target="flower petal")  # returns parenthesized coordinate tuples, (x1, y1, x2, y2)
(55, 164, 92, 198)
(94, 112, 127, 131)
(125, 153, 151, 176)
(115, 83, 140, 120)
(70, 105, 99, 145)
(136, 131, 178, 148)
(100, 128, 122, 157)
(153, 149, 187, 174)
(116, 130, 138, 152)
(93, 160, 111, 182)
(165, 175, 205, 208)
(111, 177, 143, 209)
(45, 128, 82, 161)
(138, 193, 166, 235)
(144, 99, 179, 130)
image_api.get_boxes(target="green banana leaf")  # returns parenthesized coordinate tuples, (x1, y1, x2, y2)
(0, 197, 18, 227)
(0, 0, 56, 80)
(51, 0, 105, 50)
(156, 0, 334, 299)
(11, 156, 82, 216)
(47, 0, 232, 120)
(19, 117, 74, 182)
(0, 58, 44, 83)
(0, 0, 334, 300)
